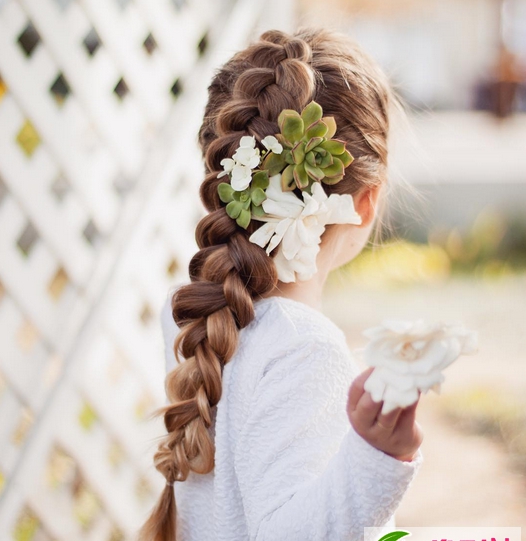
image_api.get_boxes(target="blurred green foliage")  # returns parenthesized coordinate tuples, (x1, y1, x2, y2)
(440, 386, 526, 476)
(336, 208, 526, 287)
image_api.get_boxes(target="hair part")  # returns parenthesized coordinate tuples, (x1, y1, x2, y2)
(138, 26, 400, 541)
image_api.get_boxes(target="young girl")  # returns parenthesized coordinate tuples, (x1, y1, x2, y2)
(139, 27, 424, 541)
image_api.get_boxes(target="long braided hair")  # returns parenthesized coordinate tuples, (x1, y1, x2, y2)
(138, 27, 396, 541)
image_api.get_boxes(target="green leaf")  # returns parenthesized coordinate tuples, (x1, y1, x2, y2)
(262, 152, 286, 177)
(305, 136, 324, 153)
(322, 116, 337, 139)
(301, 101, 323, 126)
(278, 109, 300, 130)
(281, 112, 304, 145)
(377, 530, 411, 541)
(241, 197, 251, 210)
(291, 141, 306, 165)
(251, 187, 267, 206)
(217, 182, 234, 203)
(322, 157, 344, 179)
(320, 139, 346, 155)
(251, 202, 266, 217)
(236, 209, 251, 229)
(306, 119, 329, 139)
(251, 170, 270, 190)
(275, 133, 288, 147)
(319, 152, 334, 168)
(226, 200, 242, 219)
(293, 162, 309, 189)
(304, 161, 325, 182)
(284, 149, 294, 165)
(340, 149, 354, 167)
(305, 151, 316, 167)
(281, 164, 296, 191)
(323, 173, 344, 185)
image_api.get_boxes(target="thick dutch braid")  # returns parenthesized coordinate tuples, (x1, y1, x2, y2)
(138, 28, 395, 541)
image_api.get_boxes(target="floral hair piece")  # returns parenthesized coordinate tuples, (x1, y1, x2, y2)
(217, 100, 363, 283)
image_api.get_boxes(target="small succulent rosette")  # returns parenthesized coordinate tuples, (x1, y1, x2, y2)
(353, 319, 479, 415)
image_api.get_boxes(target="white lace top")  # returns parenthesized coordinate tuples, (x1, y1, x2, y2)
(160, 289, 423, 541)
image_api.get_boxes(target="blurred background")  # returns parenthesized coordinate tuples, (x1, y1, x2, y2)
(0, 0, 524, 539)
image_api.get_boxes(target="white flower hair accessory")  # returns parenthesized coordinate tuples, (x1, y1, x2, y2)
(217, 100, 360, 283)
(353, 319, 479, 414)
(249, 175, 361, 282)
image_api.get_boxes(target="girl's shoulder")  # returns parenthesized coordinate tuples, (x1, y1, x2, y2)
(240, 295, 352, 372)
(250, 295, 347, 347)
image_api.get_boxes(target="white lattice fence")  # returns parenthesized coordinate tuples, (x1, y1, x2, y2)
(0, 0, 292, 538)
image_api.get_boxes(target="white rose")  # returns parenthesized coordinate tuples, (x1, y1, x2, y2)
(354, 319, 478, 414)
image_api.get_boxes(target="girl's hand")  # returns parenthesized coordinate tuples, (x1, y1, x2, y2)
(346, 367, 424, 462)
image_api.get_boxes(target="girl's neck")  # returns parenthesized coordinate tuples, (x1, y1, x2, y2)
(263, 267, 329, 313)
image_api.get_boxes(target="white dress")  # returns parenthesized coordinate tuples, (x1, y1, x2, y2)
(160, 288, 423, 541)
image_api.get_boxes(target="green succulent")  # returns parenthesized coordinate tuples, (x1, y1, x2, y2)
(261, 101, 354, 192)
(217, 170, 269, 229)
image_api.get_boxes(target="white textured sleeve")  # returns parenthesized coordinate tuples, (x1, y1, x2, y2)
(234, 335, 423, 541)
(160, 291, 180, 375)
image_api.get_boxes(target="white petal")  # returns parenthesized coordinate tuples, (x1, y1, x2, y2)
(382, 386, 419, 411)
(380, 401, 400, 415)
(263, 174, 304, 215)
(414, 371, 445, 392)
(267, 218, 292, 254)
(220, 158, 235, 173)
(296, 218, 324, 247)
(231, 164, 252, 191)
(247, 153, 261, 169)
(273, 247, 297, 283)
(233, 147, 260, 167)
(261, 135, 283, 154)
(239, 135, 256, 148)
(301, 191, 324, 218)
(281, 220, 302, 260)
(249, 222, 277, 249)
(363, 371, 386, 403)
(289, 245, 320, 281)
(375, 366, 415, 392)
(325, 193, 362, 225)
(310, 182, 329, 204)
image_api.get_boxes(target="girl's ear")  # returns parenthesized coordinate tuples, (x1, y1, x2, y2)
(354, 184, 383, 228)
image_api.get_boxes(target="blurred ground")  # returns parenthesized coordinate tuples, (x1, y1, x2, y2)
(324, 272, 526, 529)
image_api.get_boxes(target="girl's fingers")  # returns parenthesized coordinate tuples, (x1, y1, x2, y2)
(375, 406, 403, 432)
(353, 388, 383, 430)
(347, 367, 375, 411)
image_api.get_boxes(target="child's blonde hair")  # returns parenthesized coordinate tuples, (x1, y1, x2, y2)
(139, 27, 401, 541)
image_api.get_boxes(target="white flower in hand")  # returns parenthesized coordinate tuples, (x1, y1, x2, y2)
(249, 174, 362, 282)
(355, 319, 479, 414)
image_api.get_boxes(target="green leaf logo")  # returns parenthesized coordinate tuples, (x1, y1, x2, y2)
(377, 530, 411, 541)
